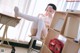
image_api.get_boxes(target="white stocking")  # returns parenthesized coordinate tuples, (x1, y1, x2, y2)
(35, 19, 45, 40)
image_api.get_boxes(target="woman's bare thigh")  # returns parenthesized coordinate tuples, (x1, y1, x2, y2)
(31, 28, 37, 36)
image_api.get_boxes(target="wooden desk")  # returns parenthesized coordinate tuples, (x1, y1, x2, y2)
(0, 12, 20, 47)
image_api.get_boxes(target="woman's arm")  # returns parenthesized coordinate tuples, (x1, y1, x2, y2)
(38, 13, 44, 19)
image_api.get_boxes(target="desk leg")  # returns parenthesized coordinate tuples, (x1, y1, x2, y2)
(1, 25, 8, 44)
(27, 38, 35, 53)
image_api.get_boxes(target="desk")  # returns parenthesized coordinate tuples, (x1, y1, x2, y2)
(0, 12, 20, 47)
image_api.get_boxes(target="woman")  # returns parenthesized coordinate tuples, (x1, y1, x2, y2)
(14, 3, 57, 40)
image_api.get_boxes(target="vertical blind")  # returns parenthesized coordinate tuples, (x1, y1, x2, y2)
(0, 0, 80, 44)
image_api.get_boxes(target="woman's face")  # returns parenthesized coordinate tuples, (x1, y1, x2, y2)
(46, 5, 55, 15)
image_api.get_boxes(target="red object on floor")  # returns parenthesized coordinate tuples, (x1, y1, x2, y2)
(48, 38, 64, 53)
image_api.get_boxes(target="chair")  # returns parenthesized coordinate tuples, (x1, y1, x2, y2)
(27, 32, 45, 53)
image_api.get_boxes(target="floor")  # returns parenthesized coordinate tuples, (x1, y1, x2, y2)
(0, 46, 40, 53)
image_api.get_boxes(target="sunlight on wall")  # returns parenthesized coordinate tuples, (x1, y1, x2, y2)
(0, 0, 80, 44)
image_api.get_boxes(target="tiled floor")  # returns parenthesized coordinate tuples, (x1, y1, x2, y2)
(0, 46, 40, 53)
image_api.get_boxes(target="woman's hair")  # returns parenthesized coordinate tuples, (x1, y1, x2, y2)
(46, 3, 57, 10)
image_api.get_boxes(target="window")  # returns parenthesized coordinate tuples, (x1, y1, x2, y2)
(0, 0, 80, 45)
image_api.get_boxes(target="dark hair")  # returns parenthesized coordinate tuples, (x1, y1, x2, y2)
(46, 3, 57, 10)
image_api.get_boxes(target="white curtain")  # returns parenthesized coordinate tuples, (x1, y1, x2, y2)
(0, 0, 80, 44)
(0, 0, 32, 43)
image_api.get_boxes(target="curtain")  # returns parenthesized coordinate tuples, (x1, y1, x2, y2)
(0, 0, 32, 43)
(0, 0, 80, 44)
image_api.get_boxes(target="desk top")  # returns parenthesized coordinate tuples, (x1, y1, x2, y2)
(0, 11, 21, 27)
(0, 11, 19, 19)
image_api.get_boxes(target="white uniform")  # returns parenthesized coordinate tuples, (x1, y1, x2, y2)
(19, 13, 52, 40)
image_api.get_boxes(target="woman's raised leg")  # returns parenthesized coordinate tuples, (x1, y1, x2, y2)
(14, 7, 38, 23)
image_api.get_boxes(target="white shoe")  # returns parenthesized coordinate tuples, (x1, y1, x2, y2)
(14, 6, 19, 17)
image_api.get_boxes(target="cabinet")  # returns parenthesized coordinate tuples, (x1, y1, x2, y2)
(40, 11, 80, 53)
